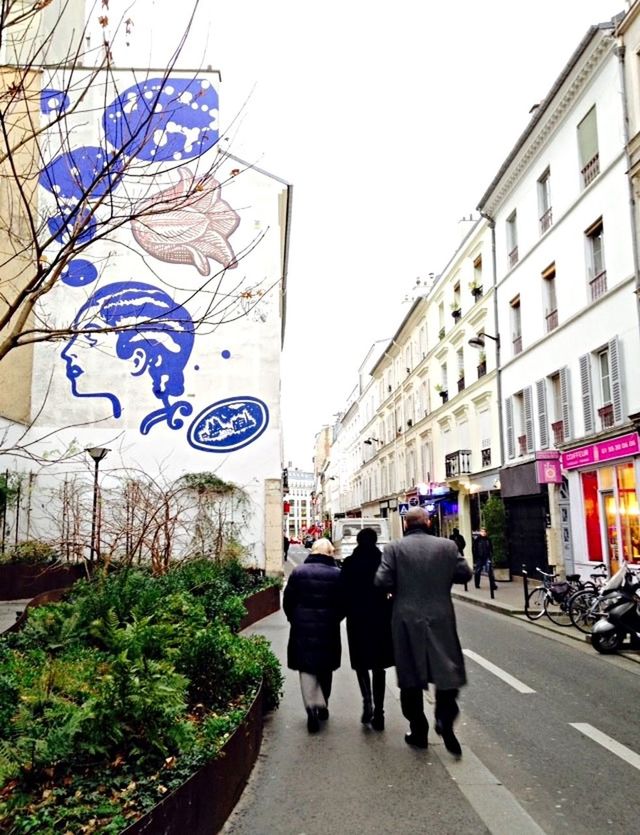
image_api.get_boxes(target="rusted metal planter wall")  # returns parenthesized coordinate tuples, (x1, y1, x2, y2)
(239, 584, 281, 630)
(122, 685, 264, 835)
(0, 562, 86, 600)
(3, 588, 69, 634)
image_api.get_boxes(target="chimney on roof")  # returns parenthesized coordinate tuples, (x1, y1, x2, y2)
(529, 102, 540, 115)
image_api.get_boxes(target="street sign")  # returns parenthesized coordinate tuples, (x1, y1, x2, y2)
(408, 496, 419, 506)
(398, 503, 409, 516)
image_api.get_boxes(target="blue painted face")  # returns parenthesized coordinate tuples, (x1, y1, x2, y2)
(102, 77, 219, 162)
(61, 282, 195, 433)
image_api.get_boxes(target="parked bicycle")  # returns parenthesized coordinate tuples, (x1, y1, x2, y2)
(525, 567, 603, 626)
(571, 562, 640, 635)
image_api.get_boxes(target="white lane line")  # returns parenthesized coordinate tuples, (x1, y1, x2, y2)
(570, 723, 640, 771)
(463, 649, 536, 694)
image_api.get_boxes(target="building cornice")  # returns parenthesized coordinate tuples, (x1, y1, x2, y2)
(478, 26, 615, 216)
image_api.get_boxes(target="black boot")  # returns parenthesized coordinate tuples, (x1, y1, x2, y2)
(306, 707, 320, 733)
(371, 669, 386, 731)
(435, 689, 462, 758)
(356, 669, 373, 724)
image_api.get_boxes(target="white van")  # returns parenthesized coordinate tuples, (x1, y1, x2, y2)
(332, 517, 391, 563)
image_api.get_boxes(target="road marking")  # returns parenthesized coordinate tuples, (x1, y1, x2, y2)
(463, 649, 536, 694)
(570, 723, 640, 771)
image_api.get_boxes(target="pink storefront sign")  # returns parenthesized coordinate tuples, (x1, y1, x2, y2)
(561, 432, 640, 471)
(536, 458, 563, 483)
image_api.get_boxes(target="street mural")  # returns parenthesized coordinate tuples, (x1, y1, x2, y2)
(61, 282, 194, 435)
(187, 396, 269, 453)
(40, 73, 270, 451)
(131, 168, 240, 275)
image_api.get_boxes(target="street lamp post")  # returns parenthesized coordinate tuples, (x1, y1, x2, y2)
(85, 447, 110, 563)
(468, 331, 504, 469)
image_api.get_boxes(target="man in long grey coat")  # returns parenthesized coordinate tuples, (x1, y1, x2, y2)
(375, 507, 472, 756)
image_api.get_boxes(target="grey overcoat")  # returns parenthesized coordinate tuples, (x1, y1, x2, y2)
(374, 527, 472, 690)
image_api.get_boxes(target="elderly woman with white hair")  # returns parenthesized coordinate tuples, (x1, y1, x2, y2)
(283, 537, 345, 733)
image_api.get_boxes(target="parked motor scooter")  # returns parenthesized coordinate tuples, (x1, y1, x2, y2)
(591, 561, 640, 654)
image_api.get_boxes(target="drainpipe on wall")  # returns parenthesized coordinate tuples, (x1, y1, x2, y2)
(615, 42, 640, 333)
(478, 212, 505, 471)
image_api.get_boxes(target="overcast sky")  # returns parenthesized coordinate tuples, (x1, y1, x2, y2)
(208, 0, 625, 469)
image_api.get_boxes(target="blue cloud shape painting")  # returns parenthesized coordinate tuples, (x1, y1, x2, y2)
(187, 396, 269, 452)
(103, 77, 219, 162)
(39, 146, 124, 201)
(40, 89, 70, 116)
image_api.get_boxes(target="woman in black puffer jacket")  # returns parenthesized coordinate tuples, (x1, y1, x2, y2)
(283, 538, 344, 733)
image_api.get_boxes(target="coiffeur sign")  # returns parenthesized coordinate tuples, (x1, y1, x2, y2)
(561, 432, 640, 471)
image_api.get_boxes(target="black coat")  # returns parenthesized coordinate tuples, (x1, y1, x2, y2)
(472, 535, 493, 563)
(340, 544, 394, 671)
(283, 554, 344, 673)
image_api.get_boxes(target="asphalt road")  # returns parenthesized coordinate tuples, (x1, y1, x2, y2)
(224, 546, 640, 834)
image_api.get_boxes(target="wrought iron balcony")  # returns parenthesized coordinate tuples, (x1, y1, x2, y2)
(518, 435, 528, 456)
(445, 449, 472, 478)
(539, 207, 553, 233)
(513, 335, 523, 355)
(481, 447, 492, 467)
(552, 420, 564, 446)
(508, 246, 519, 268)
(545, 309, 558, 332)
(589, 270, 607, 301)
(581, 153, 600, 187)
(598, 403, 614, 430)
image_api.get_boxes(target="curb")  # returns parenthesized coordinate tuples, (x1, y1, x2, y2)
(453, 589, 640, 664)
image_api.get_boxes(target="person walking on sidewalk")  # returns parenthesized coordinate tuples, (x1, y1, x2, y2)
(283, 538, 344, 734)
(449, 527, 466, 556)
(375, 507, 472, 757)
(340, 527, 394, 731)
(472, 527, 497, 591)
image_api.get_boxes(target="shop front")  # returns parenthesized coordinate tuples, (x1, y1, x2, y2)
(562, 432, 640, 575)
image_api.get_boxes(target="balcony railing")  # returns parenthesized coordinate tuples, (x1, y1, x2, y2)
(477, 361, 486, 379)
(457, 376, 465, 392)
(513, 335, 523, 355)
(539, 207, 553, 233)
(598, 403, 614, 430)
(552, 420, 564, 446)
(582, 153, 600, 188)
(508, 246, 519, 268)
(589, 270, 607, 301)
(445, 449, 472, 478)
(518, 435, 528, 456)
(481, 447, 492, 467)
(545, 309, 558, 332)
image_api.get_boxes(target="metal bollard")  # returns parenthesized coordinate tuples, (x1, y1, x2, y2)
(489, 563, 495, 600)
(522, 565, 529, 607)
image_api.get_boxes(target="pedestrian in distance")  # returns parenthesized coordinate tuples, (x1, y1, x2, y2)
(283, 534, 290, 561)
(449, 526, 466, 556)
(340, 527, 394, 731)
(283, 537, 344, 733)
(375, 507, 472, 757)
(472, 527, 497, 591)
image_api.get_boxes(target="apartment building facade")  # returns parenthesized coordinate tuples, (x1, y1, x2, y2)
(478, 19, 640, 578)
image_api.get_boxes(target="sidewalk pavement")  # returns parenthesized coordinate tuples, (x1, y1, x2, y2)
(225, 602, 545, 835)
(0, 599, 30, 633)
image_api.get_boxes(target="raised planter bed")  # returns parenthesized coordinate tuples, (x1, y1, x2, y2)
(240, 584, 280, 629)
(3, 587, 69, 634)
(122, 685, 265, 835)
(0, 561, 87, 600)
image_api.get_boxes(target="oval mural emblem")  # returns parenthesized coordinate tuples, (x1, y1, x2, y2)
(187, 396, 269, 453)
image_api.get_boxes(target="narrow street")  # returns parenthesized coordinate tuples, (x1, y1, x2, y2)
(224, 546, 640, 834)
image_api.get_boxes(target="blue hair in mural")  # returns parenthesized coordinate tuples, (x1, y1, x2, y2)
(61, 282, 195, 434)
(187, 396, 269, 453)
(103, 77, 219, 162)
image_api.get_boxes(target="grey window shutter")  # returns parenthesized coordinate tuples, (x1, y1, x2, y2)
(560, 366, 573, 441)
(506, 397, 515, 459)
(536, 379, 549, 448)
(609, 336, 624, 424)
(524, 386, 534, 451)
(579, 353, 594, 434)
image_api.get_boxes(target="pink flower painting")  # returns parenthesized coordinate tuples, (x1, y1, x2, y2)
(131, 168, 240, 276)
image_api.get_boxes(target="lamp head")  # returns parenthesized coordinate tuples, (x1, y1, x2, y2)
(468, 335, 485, 350)
(85, 446, 110, 463)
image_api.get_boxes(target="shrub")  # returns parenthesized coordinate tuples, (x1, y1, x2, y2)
(0, 540, 59, 565)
